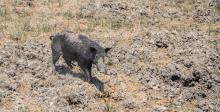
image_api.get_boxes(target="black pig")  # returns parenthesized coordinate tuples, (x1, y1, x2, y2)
(50, 31, 111, 82)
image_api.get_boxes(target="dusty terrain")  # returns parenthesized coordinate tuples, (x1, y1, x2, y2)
(0, 0, 220, 112)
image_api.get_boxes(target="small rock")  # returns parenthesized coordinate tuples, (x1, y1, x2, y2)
(155, 41, 168, 48)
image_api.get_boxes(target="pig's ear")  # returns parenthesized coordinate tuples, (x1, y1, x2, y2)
(49, 35, 54, 40)
(90, 47, 97, 59)
(105, 48, 111, 53)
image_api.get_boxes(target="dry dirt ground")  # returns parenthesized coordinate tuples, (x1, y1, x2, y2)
(0, 0, 220, 112)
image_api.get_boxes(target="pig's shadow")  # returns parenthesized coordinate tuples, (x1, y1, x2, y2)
(55, 65, 104, 92)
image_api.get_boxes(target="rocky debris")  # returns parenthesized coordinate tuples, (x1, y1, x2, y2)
(0, 41, 147, 111)
(194, 100, 220, 112)
(101, 24, 219, 111)
(155, 41, 168, 48)
(123, 97, 138, 110)
(0, 31, 218, 111)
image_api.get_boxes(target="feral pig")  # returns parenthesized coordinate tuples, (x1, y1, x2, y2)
(50, 31, 111, 82)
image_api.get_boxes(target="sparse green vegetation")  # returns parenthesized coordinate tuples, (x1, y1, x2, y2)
(12, 0, 22, 7)
(217, 2, 220, 10)
(57, 0, 64, 7)
(104, 103, 117, 112)
(63, 10, 75, 19)
(0, 5, 7, 17)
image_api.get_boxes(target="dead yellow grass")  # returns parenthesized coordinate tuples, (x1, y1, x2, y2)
(0, 0, 135, 43)
(0, 0, 218, 44)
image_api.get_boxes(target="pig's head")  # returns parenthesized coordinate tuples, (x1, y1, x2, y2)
(93, 47, 111, 74)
